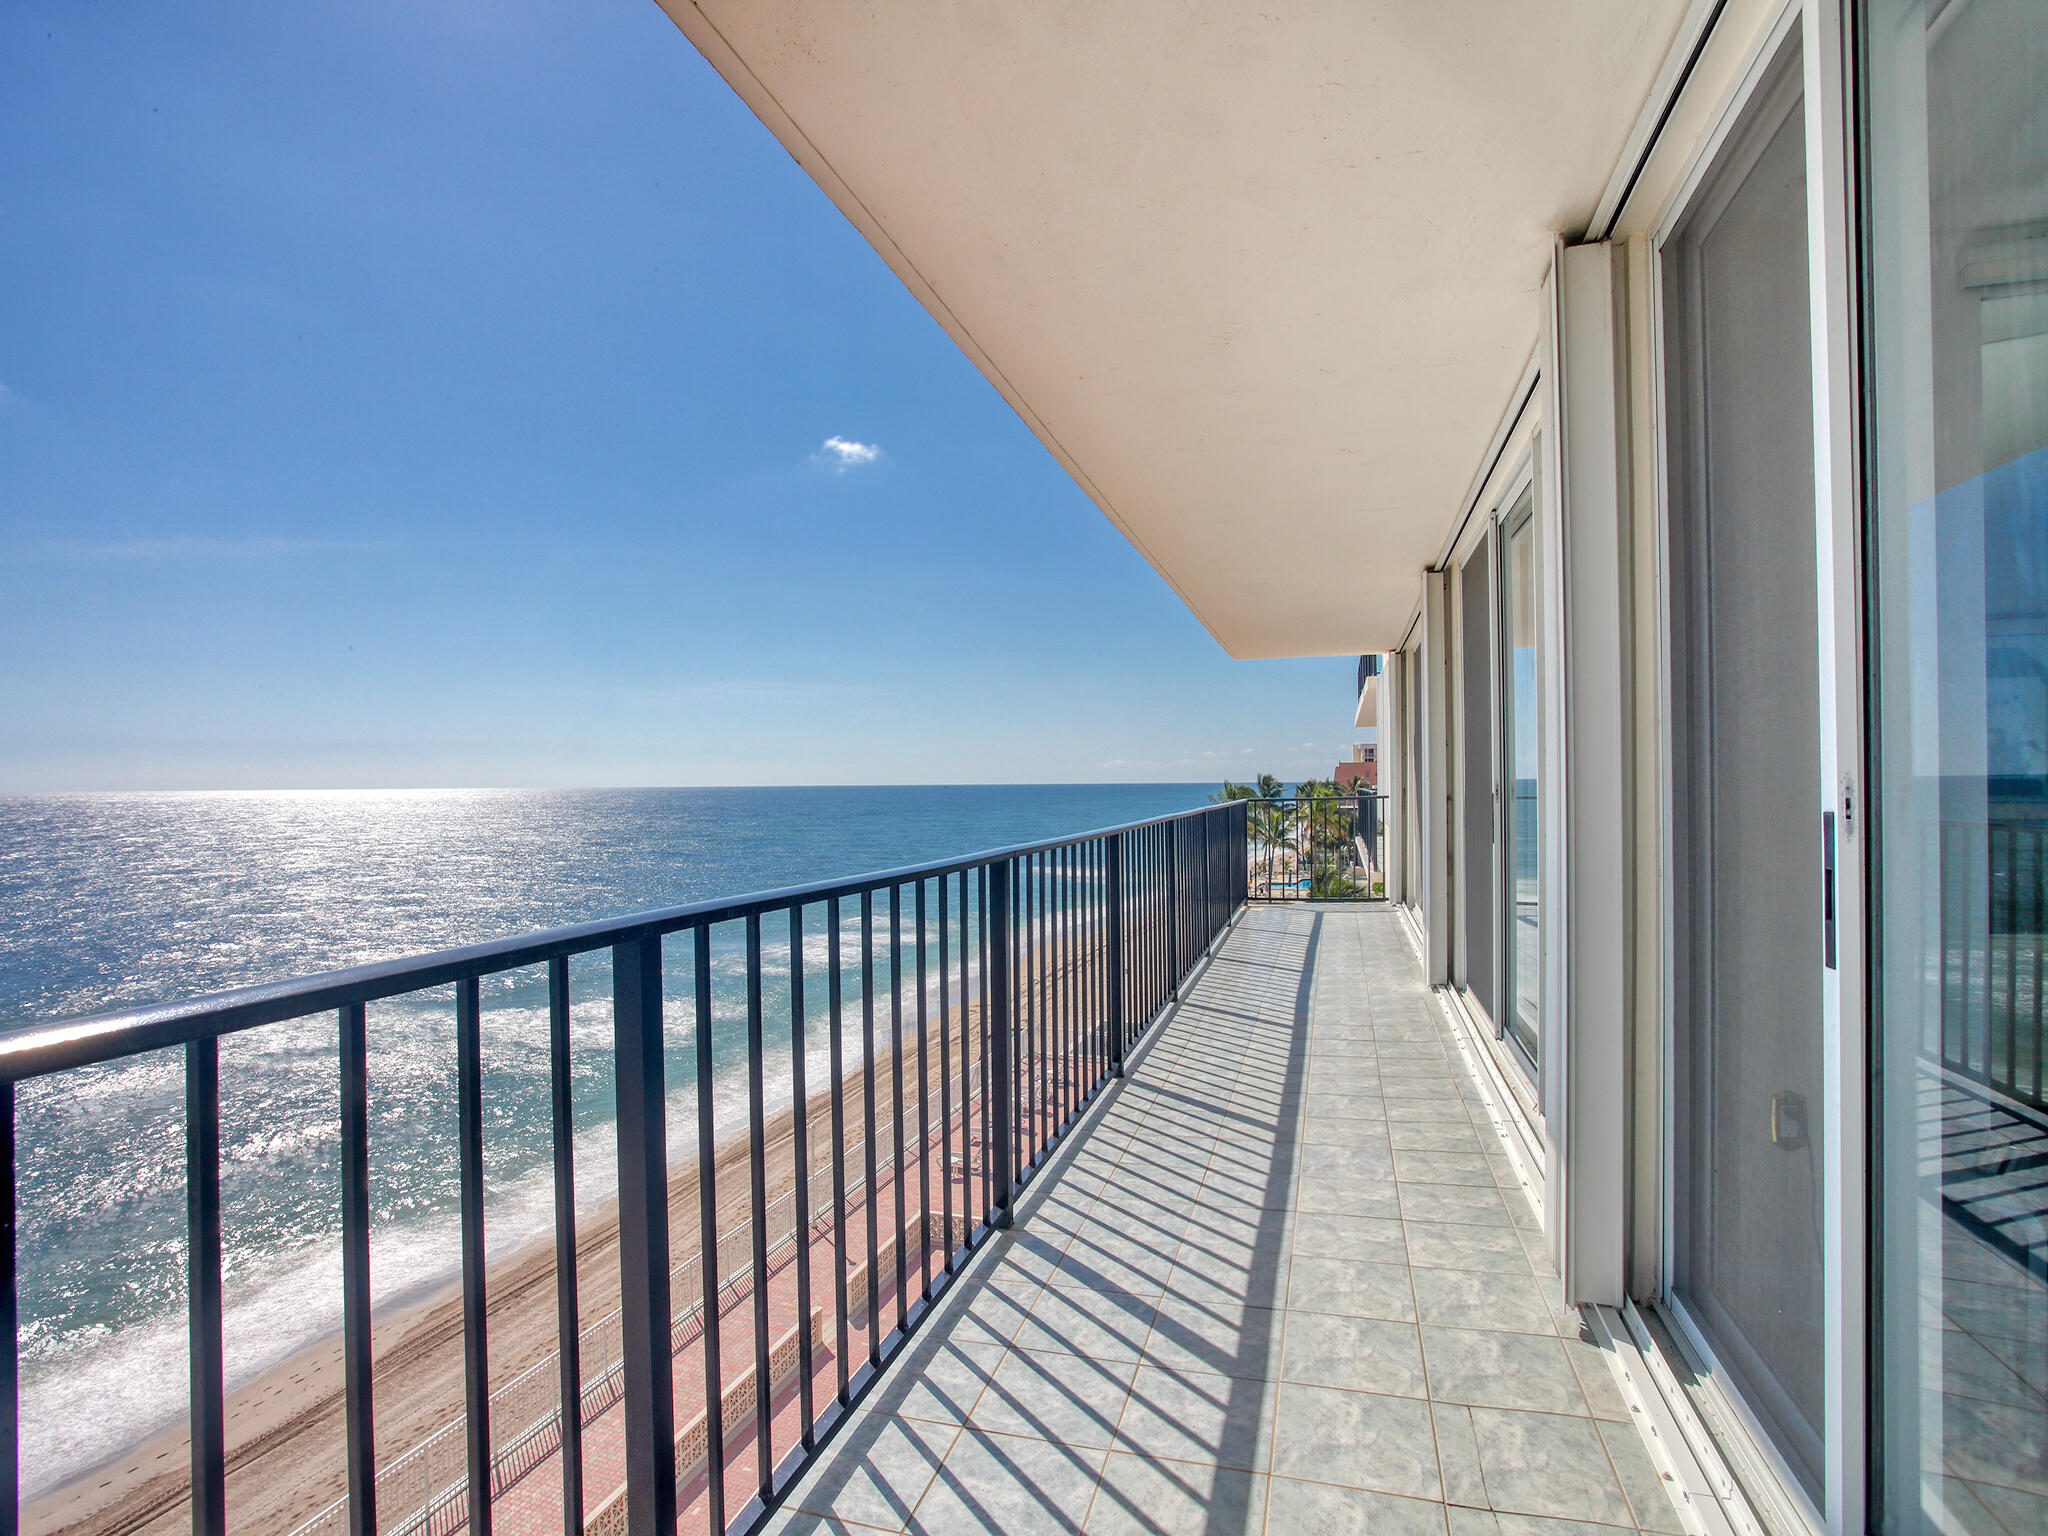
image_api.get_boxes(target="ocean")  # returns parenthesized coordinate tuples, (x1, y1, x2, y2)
(0, 784, 1214, 1497)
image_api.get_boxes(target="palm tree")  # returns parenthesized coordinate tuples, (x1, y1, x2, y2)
(1209, 773, 1286, 806)
(1291, 777, 1356, 887)
(1250, 776, 1292, 867)
(1213, 774, 1290, 892)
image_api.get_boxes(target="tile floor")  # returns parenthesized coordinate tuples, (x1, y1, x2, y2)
(760, 904, 1686, 1535)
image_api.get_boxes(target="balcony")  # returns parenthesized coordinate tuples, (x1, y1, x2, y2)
(1356, 656, 1381, 732)
(0, 815, 1680, 1536)
(759, 905, 1678, 1535)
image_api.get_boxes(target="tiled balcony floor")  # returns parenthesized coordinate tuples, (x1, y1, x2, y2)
(762, 904, 1684, 1535)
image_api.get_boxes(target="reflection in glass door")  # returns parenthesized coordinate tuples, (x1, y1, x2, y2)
(1459, 544, 1498, 1026)
(1864, 0, 2048, 1528)
(1500, 490, 1540, 1069)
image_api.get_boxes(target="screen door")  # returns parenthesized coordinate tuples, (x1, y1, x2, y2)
(1662, 36, 1827, 1501)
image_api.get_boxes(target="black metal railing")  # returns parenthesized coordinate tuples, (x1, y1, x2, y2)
(1931, 816, 2047, 1110)
(1245, 795, 1387, 901)
(0, 800, 1249, 1536)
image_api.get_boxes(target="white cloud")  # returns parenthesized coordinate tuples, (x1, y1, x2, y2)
(817, 436, 882, 471)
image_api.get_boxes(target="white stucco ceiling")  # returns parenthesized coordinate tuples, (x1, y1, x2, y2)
(657, 1, 1691, 657)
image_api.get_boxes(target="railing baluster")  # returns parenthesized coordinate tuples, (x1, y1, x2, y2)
(1084, 842, 1094, 1092)
(1107, 837, 1125, 1077)
(546, 957, 583, 1536)
(1167, 819, 1181, 998)
(827, 898, 849, 1404)
(690, 924, 725, 1536)
(338, 1002, 377, 1536)
(788, 905, 815, 1449)
(1060, 849, 1069, 1119)
(1019, 856, 1031, 1175)
(989, 859, 1014, 1227)
(1100, 840, 1110, 1080)
(1048, 856, 1064, 1130)
(1201, 813, 1212, 952)
(860, 892, 880, 1369)
(1022, 855, 1035, 1171)
(915, 879, 932, 1301)
(186, 1036, 226, 1536)
(1166, 825, 1176, 981)
(1141, 830, 1150, 1023)
(1111, 841, 1120, 1063)
(1012, 862, 1024, 1185)
(1054, 847, 1065, 1128)
(1024, 856, 1040, 1163)
(1039, 853, 1050, 1149)
(744, 913, 773, 1501)
(970, 870, 984, 1234)
(1157, 827, 1167, 1010)
(1027, 856, 1037, 1162)
(1063, 844, 1074, 1122)
(1043, 852, 1051, 1143)
(938, 877, 955, 1274)
(1087, 842, 1100, 1089)
(455, 977, 493, 1536)
(978, 867, 991, 1224)
(1052, 851, 1063, 1132)
(1079, 844, 1091, 1094)
(889, 885, 906, 1336)
(612, 935, 677, 1536)
(1039, 853, 1050, 1153)
(0, 1081, 15, 1536)
(1136, 829, 1146, 1021)
(1086, 844, 1095, 1092)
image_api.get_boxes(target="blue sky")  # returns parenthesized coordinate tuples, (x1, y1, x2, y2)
(0, 0, 1361, 791)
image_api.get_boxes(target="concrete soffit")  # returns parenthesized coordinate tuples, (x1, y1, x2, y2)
(657, 1, 1699, 658)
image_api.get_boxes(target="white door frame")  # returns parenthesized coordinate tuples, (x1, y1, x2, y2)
(1798, 0, 1868, 1528)
(1641, 0, 1868, 1530)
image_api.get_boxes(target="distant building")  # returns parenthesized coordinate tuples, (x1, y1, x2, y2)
(1335, 743, 1376, 791)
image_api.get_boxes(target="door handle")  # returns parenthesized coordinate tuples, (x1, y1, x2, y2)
(1822, 810, 1837, 970)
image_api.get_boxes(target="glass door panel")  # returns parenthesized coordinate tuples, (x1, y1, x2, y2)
(1459, 545, 1497, 1025)
(1500, 491, 1540, 1069)
(1864, 0, 2048, 1529)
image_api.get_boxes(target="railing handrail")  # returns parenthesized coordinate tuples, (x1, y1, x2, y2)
(0, 801, 1232, 1084)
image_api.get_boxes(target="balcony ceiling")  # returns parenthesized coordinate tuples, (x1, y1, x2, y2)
(658, 1, 1689, 657)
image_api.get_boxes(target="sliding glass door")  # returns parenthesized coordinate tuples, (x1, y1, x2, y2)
(1452, 483, 1544, 1087)
(1864, 0, 2048, 1529)
(1459, 542, 1498, 1027)
(1662, 34, 1828, 1503)
(1499, 490, 1541, 1069)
